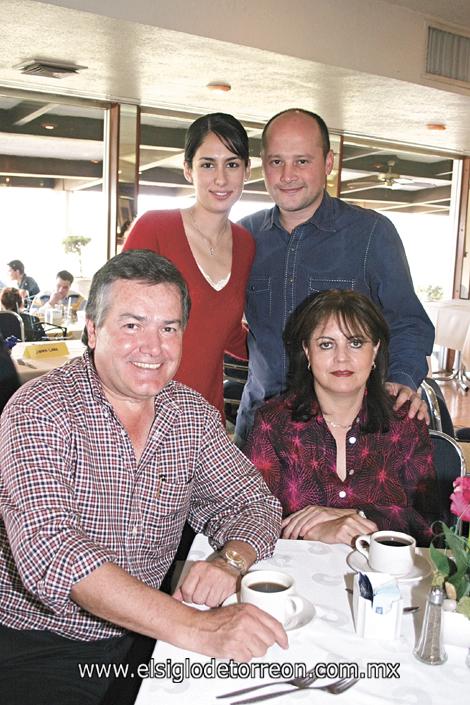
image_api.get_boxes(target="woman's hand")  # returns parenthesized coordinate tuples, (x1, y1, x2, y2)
(281, 505, 377, 545)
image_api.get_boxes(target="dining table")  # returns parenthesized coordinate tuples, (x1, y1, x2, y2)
(135, 534, 468, 705)
(425, 299, 470, 390)
(11, 338, 85, 384)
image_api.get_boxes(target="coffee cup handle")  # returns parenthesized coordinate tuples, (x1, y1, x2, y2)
(285, 595, 304, 619)
(355, 534, 371, 559)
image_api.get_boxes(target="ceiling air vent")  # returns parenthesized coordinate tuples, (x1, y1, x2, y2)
(13, 60, 87, 79)
(426, 26, 470, 84)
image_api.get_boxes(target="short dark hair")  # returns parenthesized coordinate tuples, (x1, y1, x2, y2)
(262, 108, 331, 158)
(184, 112, 249, 167)
(56, 270, 74, 284)
(7, 259, 24, 275)
(1, 287, 23, 312)
(83, 250, 191, 347)
(284, 289, 393, 432)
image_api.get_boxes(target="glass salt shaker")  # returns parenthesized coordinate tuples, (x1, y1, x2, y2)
(413, 585, 447, 665)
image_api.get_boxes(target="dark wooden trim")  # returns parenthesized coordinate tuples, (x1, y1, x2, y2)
(453, 157, 470, 299)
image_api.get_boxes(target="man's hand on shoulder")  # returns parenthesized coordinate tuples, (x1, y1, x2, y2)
(385, 382, 429, 423)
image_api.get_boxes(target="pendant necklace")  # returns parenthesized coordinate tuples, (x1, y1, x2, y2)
(189, 208, 228, 256)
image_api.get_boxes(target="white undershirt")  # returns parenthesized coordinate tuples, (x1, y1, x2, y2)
(196, 263, 230, 291)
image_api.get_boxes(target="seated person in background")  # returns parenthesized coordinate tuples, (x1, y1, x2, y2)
(0, 334, 19, 414)
(6, 258, 40, 300)
(30, 269, 86, 317)
(245, 289, 438, 547)
(0, 250, 285, 705)
(1, 287, 44, 342)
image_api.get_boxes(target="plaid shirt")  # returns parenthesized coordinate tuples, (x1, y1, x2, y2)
(0, 353, 281, 641)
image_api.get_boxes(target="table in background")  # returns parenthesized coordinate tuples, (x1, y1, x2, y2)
(425, 299, 470, 390)
(12, 339, 85, 383)
(135, 534, 468, 705)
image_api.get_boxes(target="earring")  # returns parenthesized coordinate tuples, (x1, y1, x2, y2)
(372, 361, 376, 370)
(307, 361, 311, 371)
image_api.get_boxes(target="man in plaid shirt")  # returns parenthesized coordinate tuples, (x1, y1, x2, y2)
(0, 250, 285, 705)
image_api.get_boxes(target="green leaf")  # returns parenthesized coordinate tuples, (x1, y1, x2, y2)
(442, 525, 468, 571)
(429, 544, 452, 576)
(448, 574, 469, 602)
(456, 596, 470, 620)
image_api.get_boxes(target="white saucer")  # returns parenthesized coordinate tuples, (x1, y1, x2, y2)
(222, 593, 315, 631)
(346, 549, 431, 583)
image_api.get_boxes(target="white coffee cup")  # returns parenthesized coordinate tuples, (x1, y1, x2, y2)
(355, 530, 416, 576)
(240, 570, 304, 624)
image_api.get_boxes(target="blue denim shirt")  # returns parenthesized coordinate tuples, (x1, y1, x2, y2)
(235, 192, 434, 440)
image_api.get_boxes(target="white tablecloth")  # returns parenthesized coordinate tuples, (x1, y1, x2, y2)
(425, 300, 470, 351)
(12, 339, 85, 383)
(135, 534, 468, 705)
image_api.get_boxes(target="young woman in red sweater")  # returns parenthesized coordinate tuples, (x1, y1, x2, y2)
(123, 113, 253, 422)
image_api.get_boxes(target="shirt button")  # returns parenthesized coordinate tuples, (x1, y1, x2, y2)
(131, 525, 138, 536)
(349, 469, 354, 476)
(348, 436, 357, 444)
(339, 490, 347, 498)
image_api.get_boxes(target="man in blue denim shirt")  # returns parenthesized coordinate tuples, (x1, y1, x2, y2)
(235, 109, 434, 442)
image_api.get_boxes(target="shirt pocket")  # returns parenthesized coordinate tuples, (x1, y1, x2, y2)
(308, 277, 356, 295)
(143, 477, 193, 549)
(246, 276, 272, 319)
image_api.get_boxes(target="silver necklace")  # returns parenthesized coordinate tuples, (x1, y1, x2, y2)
(189, 208, 228, 256)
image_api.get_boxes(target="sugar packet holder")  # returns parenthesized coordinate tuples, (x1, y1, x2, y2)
(353, 571, 403, 639)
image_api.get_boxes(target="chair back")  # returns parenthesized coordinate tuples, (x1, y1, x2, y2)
(0, 310, 25, 342)
(429, 429, 467, 528)
(420, 378, 454, 436)
(223, 354, 248, 425)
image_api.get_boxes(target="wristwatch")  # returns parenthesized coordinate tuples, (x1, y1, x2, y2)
(218, 548, 248, 575)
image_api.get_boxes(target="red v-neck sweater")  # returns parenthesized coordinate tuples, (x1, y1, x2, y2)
(123, 209, 255, 420)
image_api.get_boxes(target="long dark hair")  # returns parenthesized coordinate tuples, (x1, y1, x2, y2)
(284, 290, 393, 432)
(184, 113, 249, 166)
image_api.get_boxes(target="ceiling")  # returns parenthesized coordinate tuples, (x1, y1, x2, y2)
(0, 0, 467, 214)
(382, 0, 470, 28)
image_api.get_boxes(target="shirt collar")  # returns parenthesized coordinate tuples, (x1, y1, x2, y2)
(265, 191, 337, 234)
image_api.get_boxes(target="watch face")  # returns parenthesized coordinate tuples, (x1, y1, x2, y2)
(224, 549, 247, 572)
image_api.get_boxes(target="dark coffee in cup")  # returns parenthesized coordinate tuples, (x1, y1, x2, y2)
(249, 581, 287, 593)
(376, 537, 413, 547)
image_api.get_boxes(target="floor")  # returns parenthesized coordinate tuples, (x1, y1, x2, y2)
(439, 378, 470, 430)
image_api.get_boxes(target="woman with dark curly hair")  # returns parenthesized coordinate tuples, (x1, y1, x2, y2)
(1, 287, 44, 342)
(246, 290, 438, 546)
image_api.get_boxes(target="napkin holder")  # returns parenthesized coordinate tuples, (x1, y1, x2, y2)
(352, 571, 403, 640)
(23, 341, 69, 359)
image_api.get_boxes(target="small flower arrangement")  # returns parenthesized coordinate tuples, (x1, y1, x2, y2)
(429, 476, 470, 620)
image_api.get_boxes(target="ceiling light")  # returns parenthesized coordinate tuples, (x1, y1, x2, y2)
(426, 123, 446, 131)
(206, 81, 231, 93)
(41, 122, 56, 130)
